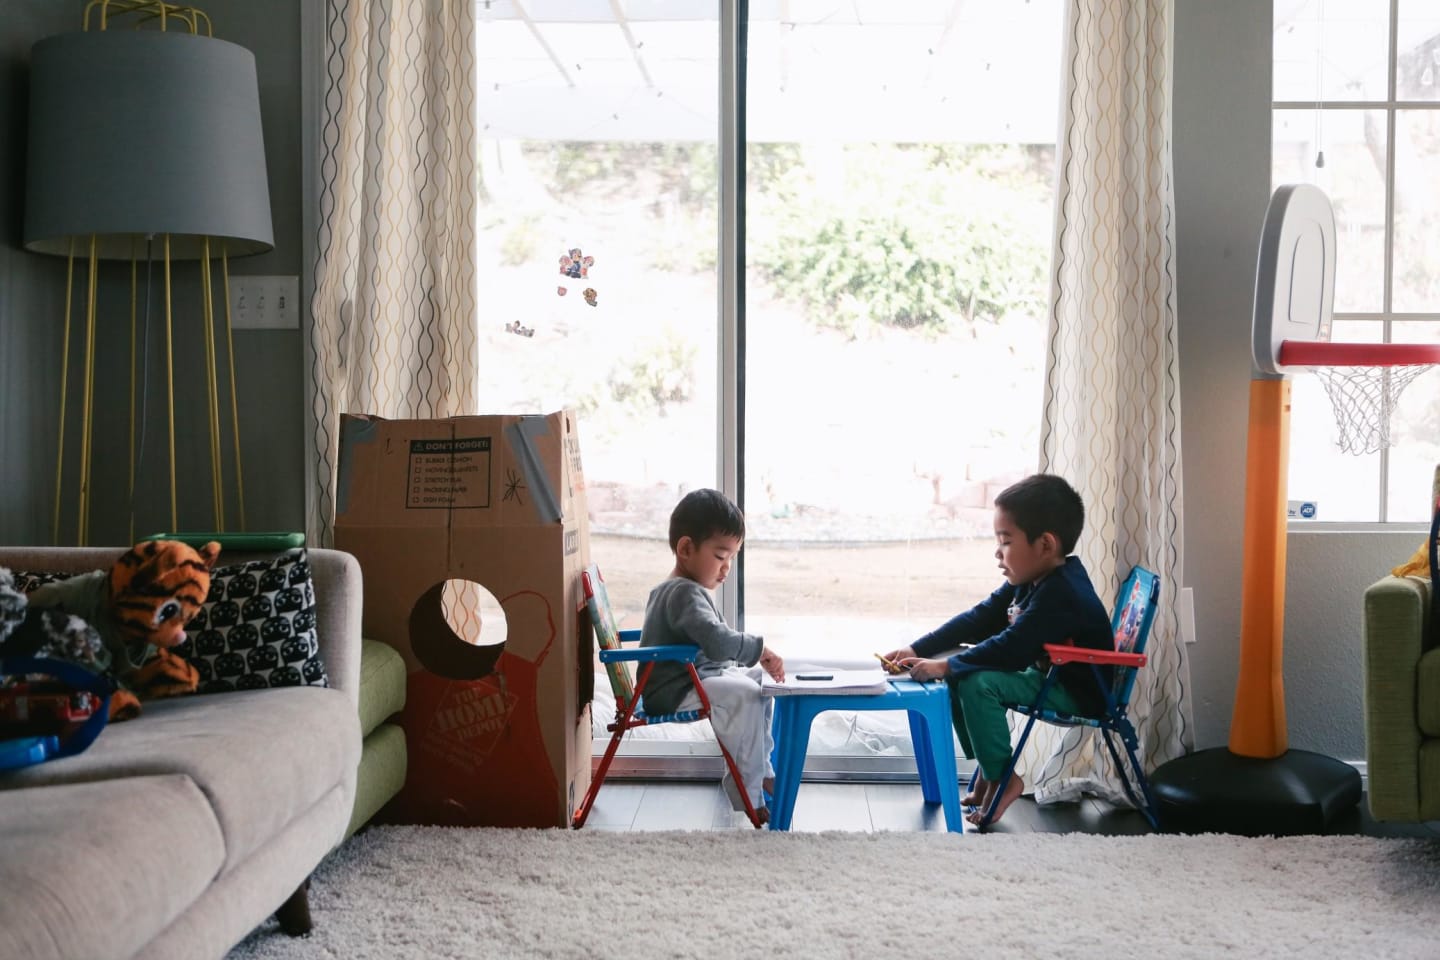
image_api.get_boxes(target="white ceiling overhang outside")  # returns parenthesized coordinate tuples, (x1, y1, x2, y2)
(476, 0, 1065, 144)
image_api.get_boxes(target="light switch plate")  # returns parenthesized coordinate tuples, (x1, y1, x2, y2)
(229, 275, 300, 329)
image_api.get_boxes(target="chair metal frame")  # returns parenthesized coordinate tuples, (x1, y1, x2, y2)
(970, 565, 1163, 830)
(571, 565, 765, 829)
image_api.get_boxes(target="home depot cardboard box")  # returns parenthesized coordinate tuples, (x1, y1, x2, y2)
(335, 410, 594, 827)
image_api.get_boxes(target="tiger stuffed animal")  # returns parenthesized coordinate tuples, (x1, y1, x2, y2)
(24, 540, 221, 721)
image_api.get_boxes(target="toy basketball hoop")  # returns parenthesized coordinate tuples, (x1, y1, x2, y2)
(1254, 183, 1440, 455)
(1148, 183, 1371, 835)
(1278, 341, 1440, 455)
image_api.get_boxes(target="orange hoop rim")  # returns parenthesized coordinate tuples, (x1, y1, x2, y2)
(1278, 340, 1440, 367)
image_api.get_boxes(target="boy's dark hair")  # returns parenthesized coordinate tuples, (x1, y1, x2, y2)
(994, 474, 1085, 555)
(669, 488, 746, 551)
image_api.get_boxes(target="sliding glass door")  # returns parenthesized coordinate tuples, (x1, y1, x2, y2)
(472, 3, 720, 597)
(473, 0, 1062, 771)
(473, 2, 724, 766)
(741, 2, 1062, 762)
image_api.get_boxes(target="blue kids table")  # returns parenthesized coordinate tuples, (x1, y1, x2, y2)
(767, 678, 963, 832)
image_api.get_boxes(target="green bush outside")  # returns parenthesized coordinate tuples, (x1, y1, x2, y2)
(750, 143, 1053, 337)
(479, 140, 1054, 415)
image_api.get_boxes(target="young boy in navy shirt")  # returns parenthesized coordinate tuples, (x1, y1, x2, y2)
(881, 474, 1112, 825)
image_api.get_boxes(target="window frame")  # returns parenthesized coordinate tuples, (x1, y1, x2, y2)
(1272, 0, 1440, 523)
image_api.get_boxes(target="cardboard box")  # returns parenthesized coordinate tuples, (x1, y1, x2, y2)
(335, 410, 593, 827)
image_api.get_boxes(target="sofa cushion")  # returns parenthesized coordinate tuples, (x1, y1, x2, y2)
(0, 774, 224, 960)
(358, 637, 406, 737)
(1419, 647, 1440, 737)
(0, 687, 360, 873)
(1420, 739, 1440, 821)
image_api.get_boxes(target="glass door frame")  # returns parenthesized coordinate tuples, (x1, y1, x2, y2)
(603, 0, 917, 782)
(718, 0, 745, 630)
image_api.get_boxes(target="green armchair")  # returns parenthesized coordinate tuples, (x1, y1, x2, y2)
(1362, 461, 1438, 823)
(1362, 573, 1437, 821)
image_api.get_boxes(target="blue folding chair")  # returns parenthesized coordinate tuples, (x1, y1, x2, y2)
(571, 564, 765, 829)
(970, 565, 1163, 830)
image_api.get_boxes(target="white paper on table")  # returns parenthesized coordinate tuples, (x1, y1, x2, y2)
(761, 667, 891, 697)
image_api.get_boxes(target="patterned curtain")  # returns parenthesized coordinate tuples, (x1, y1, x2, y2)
(306, 0, 478, 546)
(1018, 0, 1193, 806)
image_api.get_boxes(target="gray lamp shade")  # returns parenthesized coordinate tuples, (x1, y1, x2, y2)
(24, 30, 274, 260)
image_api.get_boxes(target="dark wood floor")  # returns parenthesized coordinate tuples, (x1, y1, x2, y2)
(584, 777, 1432, 837)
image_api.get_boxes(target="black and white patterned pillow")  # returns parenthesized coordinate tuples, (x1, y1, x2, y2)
(13, 553, 330, 694)
(11, 570, 73, 594)
(176, 549, 330, 693)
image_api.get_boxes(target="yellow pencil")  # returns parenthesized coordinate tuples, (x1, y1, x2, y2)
(875, 652, 900, 673)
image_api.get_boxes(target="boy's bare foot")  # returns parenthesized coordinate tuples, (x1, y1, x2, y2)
(755, 806, 770, 828)
(961, 776, 992, 807)
(967, 775, 1024, 827)
(968, 779, 998, 812)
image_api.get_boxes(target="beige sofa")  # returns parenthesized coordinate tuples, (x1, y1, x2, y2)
(0, 547, 364, 960)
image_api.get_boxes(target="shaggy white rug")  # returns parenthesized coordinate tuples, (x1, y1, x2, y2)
(229, 827, 1440, 960)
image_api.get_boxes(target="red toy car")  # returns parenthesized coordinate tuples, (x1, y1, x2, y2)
(0, 680, 103, 739)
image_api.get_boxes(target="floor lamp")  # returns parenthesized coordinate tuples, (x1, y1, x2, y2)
(22, 1, 273, 545)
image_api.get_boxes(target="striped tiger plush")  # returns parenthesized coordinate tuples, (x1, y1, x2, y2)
(26, 540, 221, 720)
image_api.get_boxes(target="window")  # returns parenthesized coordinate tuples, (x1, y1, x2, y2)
(1273, 0, 1440, 523)
(474, 1, 1063, 768)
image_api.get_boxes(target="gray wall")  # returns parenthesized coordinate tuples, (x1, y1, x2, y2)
(1173, 0, 1419, 761)
(0, 0, 304, 546)
(1173, 0, 1269, 753)
(1, 0, 1411, 762)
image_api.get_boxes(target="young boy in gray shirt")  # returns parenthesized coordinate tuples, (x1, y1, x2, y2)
(640, 488, 785, 824)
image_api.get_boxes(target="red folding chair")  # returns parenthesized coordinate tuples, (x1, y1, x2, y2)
(970, 564, 1162, 829)
(571, 564, 765, 829)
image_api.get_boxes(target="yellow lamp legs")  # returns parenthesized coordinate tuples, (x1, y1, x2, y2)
(1229, 377, 1291, 759)
(163, 234, 178, 532)
(52, 236, 101, 545)
(200, 238, 224, 529)
(222, 252, 246, 531)
(52, 239, 76, 545)
(128, 255, 138, 545)
(52, 233, 245, 544)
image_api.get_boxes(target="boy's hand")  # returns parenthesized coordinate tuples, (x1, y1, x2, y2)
(760, 648, 785, 683)
(879, 646, 916, 675)
(908, 658, 951, 682)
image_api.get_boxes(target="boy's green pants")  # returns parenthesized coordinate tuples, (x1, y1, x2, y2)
(947, 667, 1086, 782)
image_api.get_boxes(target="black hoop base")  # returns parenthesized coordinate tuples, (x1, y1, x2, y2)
(1149, 747, 1361, 836)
